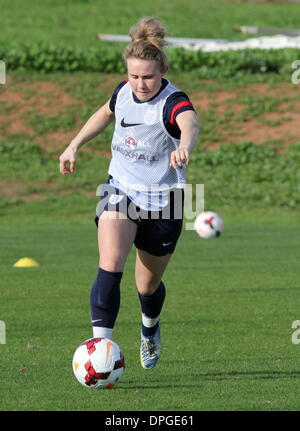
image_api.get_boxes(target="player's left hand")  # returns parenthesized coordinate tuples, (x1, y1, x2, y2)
(169, 148, 190, 169)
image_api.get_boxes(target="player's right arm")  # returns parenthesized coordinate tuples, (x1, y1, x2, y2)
(59, 99, 114, 175)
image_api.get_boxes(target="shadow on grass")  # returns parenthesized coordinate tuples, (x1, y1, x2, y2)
(119, 369, 300, 389)
(195, 370, 300, 381)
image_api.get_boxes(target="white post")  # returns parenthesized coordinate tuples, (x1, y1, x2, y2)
(0, 320, 6, 344)
(0, 60, 6, 85)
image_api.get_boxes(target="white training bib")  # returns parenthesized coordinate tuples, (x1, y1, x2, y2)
(108, 81, 186, 194)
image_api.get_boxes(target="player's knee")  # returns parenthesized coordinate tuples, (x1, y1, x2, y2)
(137, 280, 160, 296)
(99, 257, 124, 273)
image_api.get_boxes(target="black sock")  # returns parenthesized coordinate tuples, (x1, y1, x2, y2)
(90, 267, 123, 330)
(138, 281, 166, 336)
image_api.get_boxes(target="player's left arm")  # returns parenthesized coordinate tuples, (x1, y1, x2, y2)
(170, 110, 199, 169)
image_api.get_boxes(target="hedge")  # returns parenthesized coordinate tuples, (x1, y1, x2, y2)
(1, 42, 300, 77)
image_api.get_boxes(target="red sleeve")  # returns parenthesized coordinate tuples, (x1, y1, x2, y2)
(170, 100, 194, 125)
(163, 92, 195, 139)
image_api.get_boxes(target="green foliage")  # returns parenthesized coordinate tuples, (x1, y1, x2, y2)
(0, 42, 126, 73)
(193, 141, 277, 167)
(189, 142, 300, 209)
(1, 42, 300, 77)
(1, 139, 300, 214)
(25, 112, 76, 135)
(0, 140, 44, 157)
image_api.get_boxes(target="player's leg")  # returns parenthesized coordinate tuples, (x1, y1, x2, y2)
(133, 204, 183, 368)
(90, 211, 138, 340)
(135, 249, 172, 368)
(98, 210, 137, 272)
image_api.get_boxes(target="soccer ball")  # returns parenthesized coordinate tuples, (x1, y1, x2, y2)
(194, 211, 224, 239)
(72, 337, 125, 389)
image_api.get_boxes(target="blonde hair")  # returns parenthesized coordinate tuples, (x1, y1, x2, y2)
(123, 17, 168, 72)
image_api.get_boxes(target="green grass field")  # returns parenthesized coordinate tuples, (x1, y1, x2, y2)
(0, 210, 300, 411)
(1, 0, 300, 413)
(2, 0, 300, 48)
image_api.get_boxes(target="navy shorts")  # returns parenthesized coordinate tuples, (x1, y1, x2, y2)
(94, 177, 184, 256)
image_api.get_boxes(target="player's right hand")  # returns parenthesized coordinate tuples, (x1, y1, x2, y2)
(59, 146, 77, 174)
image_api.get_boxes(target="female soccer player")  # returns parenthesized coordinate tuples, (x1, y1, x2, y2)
(59, 17, 199, 369)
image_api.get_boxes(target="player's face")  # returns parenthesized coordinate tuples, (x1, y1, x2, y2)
(126, 58, 167, 101)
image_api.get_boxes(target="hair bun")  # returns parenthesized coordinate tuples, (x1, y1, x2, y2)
(129, 17, 167, 49)
(124, 17, 168, 72)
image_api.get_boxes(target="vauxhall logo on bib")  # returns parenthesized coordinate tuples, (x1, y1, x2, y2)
(113, 135, 159, 162)
(125, 136, 137, 150)
(124, 136, 152, 150)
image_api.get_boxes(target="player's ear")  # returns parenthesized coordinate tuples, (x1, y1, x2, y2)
(162, 65, 169, 75)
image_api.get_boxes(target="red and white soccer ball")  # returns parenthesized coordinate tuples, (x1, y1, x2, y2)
(194, 211, 224, 239)
(72, 337, 125, 389)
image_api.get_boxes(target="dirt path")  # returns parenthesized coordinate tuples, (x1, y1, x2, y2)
(1, 76, 300, 203)
(1, 77, 300, 153)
